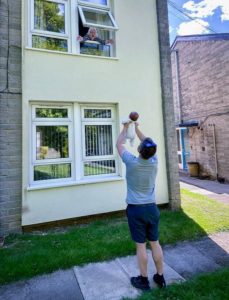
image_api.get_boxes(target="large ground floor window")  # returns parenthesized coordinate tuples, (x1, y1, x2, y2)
(30, 103, 118, 186)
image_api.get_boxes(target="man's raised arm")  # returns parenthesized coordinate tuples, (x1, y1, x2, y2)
(135, 123, 146, 142)
(116, 123, 129, 157)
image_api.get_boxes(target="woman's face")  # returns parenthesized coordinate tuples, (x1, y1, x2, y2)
(89, 29, 97, 39)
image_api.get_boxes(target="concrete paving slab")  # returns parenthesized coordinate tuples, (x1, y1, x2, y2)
(179, 176, 229, 195)
(192, 235, 229, 267)
(163, 243, 221, 279)
(206, 194, 229, 204)
(180, 182, 229, 204)
(116, 252, 185, 288)
(74, 253, 185, 300)
(0, 269, 83, 300)
(208, 232, 229, 253)
(74, 260, 140, 300)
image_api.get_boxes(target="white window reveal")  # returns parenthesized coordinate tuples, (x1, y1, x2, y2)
(31, 105, 73, 184)
(81, 107, 117, 177)
(30, 0, 69, 52)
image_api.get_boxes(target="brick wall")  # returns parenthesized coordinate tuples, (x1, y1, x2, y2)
(156, 0, 181, 209)
(0, 0, 22, 235)
(171, 37, 229, 181)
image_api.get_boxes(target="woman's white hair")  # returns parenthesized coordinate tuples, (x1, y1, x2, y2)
(87, 27, 98, 36)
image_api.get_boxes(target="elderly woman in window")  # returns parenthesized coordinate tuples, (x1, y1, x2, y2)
(77, 27, 113, 45)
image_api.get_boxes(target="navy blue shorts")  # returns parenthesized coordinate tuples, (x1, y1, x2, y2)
(126, 203, 160, 243)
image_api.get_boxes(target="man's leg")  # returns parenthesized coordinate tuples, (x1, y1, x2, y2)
(149, 240, 163, 274)
(149, 240, 166, 287)
(130, 242, 150, 290)
(136, 242, 148, 277)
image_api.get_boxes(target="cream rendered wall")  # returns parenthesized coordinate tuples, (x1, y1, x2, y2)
(22, 0, 169, 226)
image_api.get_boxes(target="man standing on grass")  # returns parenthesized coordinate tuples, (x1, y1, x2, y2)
(116, 121, 166, 291)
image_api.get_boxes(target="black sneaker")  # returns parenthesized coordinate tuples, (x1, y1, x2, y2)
(130, 275, 150, 291)
(153, 273, 166, 288)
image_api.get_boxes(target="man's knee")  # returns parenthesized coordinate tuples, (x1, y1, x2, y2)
(149, 241, 163, 256)
(149, 240, 160, 248)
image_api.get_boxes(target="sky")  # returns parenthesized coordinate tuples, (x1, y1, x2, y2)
(168, 0, 229, 43)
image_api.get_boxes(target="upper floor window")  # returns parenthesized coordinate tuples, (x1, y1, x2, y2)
(31, 0, 69, 52)
(29, 0, 118, 57)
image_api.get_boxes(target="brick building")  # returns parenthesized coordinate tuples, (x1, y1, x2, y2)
(0, 0, 180, 236)
(171, 34, 229, 182)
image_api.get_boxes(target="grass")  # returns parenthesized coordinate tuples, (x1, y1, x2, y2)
(0, 189, 228, 285)
(124, 268, 229, 300)
(159, 189, 229, 244)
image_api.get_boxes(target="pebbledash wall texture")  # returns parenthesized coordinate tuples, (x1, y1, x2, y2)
(0, 0, 180, 235)
(171, 34, 229, 182)
(0, 0, 22, 236)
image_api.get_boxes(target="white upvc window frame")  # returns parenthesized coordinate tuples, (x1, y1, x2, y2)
(29, 0, 70, 52)
(78, 0, 110, 10)
(29, 103, 119, 188)
(28, 0, 118, 56)
(78, 6, 118, 31)
(30, 104, 74, 186)
(80, 105, 118, 178)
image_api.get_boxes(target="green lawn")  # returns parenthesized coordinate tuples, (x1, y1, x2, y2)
(124, 268, 229, 300)
(0, 189, 228, 285)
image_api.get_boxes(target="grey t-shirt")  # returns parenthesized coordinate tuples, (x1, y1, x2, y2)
(122, 151, 158, 205)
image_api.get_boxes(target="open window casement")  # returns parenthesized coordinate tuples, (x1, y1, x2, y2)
(78, 0, 110, 10)
(78, 6, 118, 30)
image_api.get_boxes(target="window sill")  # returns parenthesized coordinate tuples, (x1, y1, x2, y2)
(25, 47, 119, 61)
(27, 176, 124, 191)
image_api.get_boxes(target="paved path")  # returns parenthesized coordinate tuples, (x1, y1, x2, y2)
(1, 232, 228, 300)
(180, 174, 229, 204)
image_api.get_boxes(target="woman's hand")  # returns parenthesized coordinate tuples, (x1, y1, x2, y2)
(105, 39, 114, 45)
(77, 35, 83, 42)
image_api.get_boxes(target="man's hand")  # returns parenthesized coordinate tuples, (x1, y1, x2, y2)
(134, 122, 139, 128)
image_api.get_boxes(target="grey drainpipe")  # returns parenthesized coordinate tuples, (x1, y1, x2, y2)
(212, 124, 218, 179)
(171, 49, 182, 124)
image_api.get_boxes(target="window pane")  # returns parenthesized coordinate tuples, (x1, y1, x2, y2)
(85, 125, 113, 156)
(34, 0, 65, 33)
(34, 164, 71, 180)
(32, 35, 68, 52)
(82, 8, 113, 27)
(80, 42, 110, 57)
(36, 108, 68, 118)
(81, 0, 108, 5)
(84, 160, 115, 176)
(84, 109, 111, 118)
(36, 126, 69, 159)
